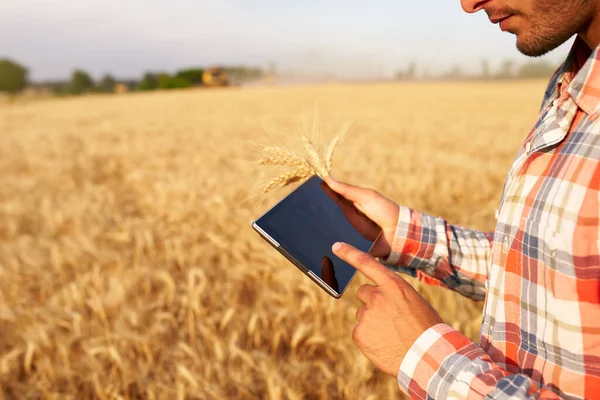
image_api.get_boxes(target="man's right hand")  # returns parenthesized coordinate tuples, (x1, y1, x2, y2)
(323, 176, 400, 259)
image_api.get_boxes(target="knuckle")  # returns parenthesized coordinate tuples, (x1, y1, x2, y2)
(356, 253, 373, 267)
(370, 290, 384, 306)
(365, 188, 379, 198)
(357, 284, 369, 297)
(355, 305, 365, 320)
(352, 324, 364, 345)
(390, 277, 410, 299)
(356, 286, 365, 300)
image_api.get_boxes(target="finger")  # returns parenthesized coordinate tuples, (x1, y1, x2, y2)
(355, 305, 367, 321)
(357, 284, 377, 304)
(324, 176, 372, 205)
(322, 181, 369, 221)
(321, 182, 381, 242)
(325, 176, 400, 232)
(332, 242, 391, 286)
(321, 181, 352, 211)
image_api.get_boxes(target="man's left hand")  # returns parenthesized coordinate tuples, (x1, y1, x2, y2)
(332, 241, 444, 377)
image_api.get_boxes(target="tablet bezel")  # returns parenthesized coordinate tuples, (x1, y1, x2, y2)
(251, 175, 380, 298)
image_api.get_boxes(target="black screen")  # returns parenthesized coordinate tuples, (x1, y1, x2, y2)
(254, 175, 381, 296)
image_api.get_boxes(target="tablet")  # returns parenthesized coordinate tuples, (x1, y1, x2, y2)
(252, 175, 381, 298)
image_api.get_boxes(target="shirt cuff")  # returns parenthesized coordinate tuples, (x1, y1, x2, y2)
(397, 323, 488, 399)
(379, 205, 411, 265)
(380, 206, 449, 273)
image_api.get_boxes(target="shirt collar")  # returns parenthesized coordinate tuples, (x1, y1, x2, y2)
(561, 36, 600, 115)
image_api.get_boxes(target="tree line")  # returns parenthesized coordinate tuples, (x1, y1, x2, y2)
(395, 58, 562, 81)
(0, 59, 265, 96)
(0, 57, 565, 97)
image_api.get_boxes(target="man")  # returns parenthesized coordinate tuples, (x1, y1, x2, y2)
(324, 0, 600, 398)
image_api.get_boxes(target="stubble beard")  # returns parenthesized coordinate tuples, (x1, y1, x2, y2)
(516, 26, 577, 57)
(515, 0, 593, 57)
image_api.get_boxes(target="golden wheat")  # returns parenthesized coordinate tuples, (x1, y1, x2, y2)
(301, 134, 328, 177)
(258, 147, 313, 172)
(325, 122, 351, 174)
(257, 124, 349, 193)
(0, 80, 548, 399)
(264, 168, 312, 193)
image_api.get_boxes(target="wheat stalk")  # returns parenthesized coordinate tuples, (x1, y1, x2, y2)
(325, 122, 351, 174)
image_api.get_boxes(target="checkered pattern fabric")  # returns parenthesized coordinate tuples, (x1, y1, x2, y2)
(381, 36, 600, 399)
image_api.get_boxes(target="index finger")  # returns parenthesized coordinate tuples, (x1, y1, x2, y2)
(332, 242, 391, 286)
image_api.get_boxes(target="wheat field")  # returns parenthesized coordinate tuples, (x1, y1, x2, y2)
(0, 80, 548, 399)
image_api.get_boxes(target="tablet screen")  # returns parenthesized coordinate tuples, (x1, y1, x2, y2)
(254, 175, 381, 296)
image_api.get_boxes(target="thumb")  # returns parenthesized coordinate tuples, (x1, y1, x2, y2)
(325, 176, 399, 231)
(324, 176, 369, 204)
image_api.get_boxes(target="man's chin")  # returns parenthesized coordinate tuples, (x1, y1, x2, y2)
(515, 31, 576, 58)
(516, 36, 555, 58)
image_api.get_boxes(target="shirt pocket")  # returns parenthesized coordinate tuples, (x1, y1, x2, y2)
(524, 217, 588, 302)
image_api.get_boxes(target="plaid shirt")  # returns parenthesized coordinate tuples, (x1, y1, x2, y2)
(382, 36, 600, 399)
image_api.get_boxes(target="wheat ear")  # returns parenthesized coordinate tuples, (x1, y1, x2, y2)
(258, 147, 312, 169)
(264, 166, 312, 193)
(325, 123, 351, 175)
(301, 135, 327, 178)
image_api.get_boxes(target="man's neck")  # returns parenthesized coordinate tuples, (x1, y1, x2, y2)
(579, 3, 600, 50)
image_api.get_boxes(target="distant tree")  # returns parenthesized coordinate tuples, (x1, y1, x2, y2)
(70, 69, 94, 94)
(0, 59, 29, 95)
(156, 73, 172, 89)
(481, 59, 491, 79)
(443, 64, 464, 79)
(395, 61, 417, 80)
(174, 68, 204, 85)
(137, 72, 158, 91)
(52, 85, 68, 96)
(155, 73, 191, 90)
(120, 80, 139, 91)
(518, 60, 558, 79)
(406, 62, 417, 79)
(99, 73, 117, 93)
(497, 59, 516, 79)
(42, 80, 69, 96)
(395, 70, 407, 80)
(166, 76, 191, 89)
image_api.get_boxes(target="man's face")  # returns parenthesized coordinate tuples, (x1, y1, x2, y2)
(461, 0, 595, 57)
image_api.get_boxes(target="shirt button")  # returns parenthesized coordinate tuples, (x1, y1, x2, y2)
(502, 236, 509, 254)
(525, 142, 532, 153)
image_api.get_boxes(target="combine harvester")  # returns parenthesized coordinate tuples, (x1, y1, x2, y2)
(202, 66, 230, 87)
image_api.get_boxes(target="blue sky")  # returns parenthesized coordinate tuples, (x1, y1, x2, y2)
(1, 0, 574, 81)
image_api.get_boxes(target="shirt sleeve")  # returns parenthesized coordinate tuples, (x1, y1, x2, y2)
(398, 324, 563, 399)
(380, 206, 493, 301)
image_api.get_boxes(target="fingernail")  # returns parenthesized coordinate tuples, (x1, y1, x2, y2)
(332, 242, 342, 251)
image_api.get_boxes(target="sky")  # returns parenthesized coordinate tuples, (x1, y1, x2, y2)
(0, 0, 575, 81)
